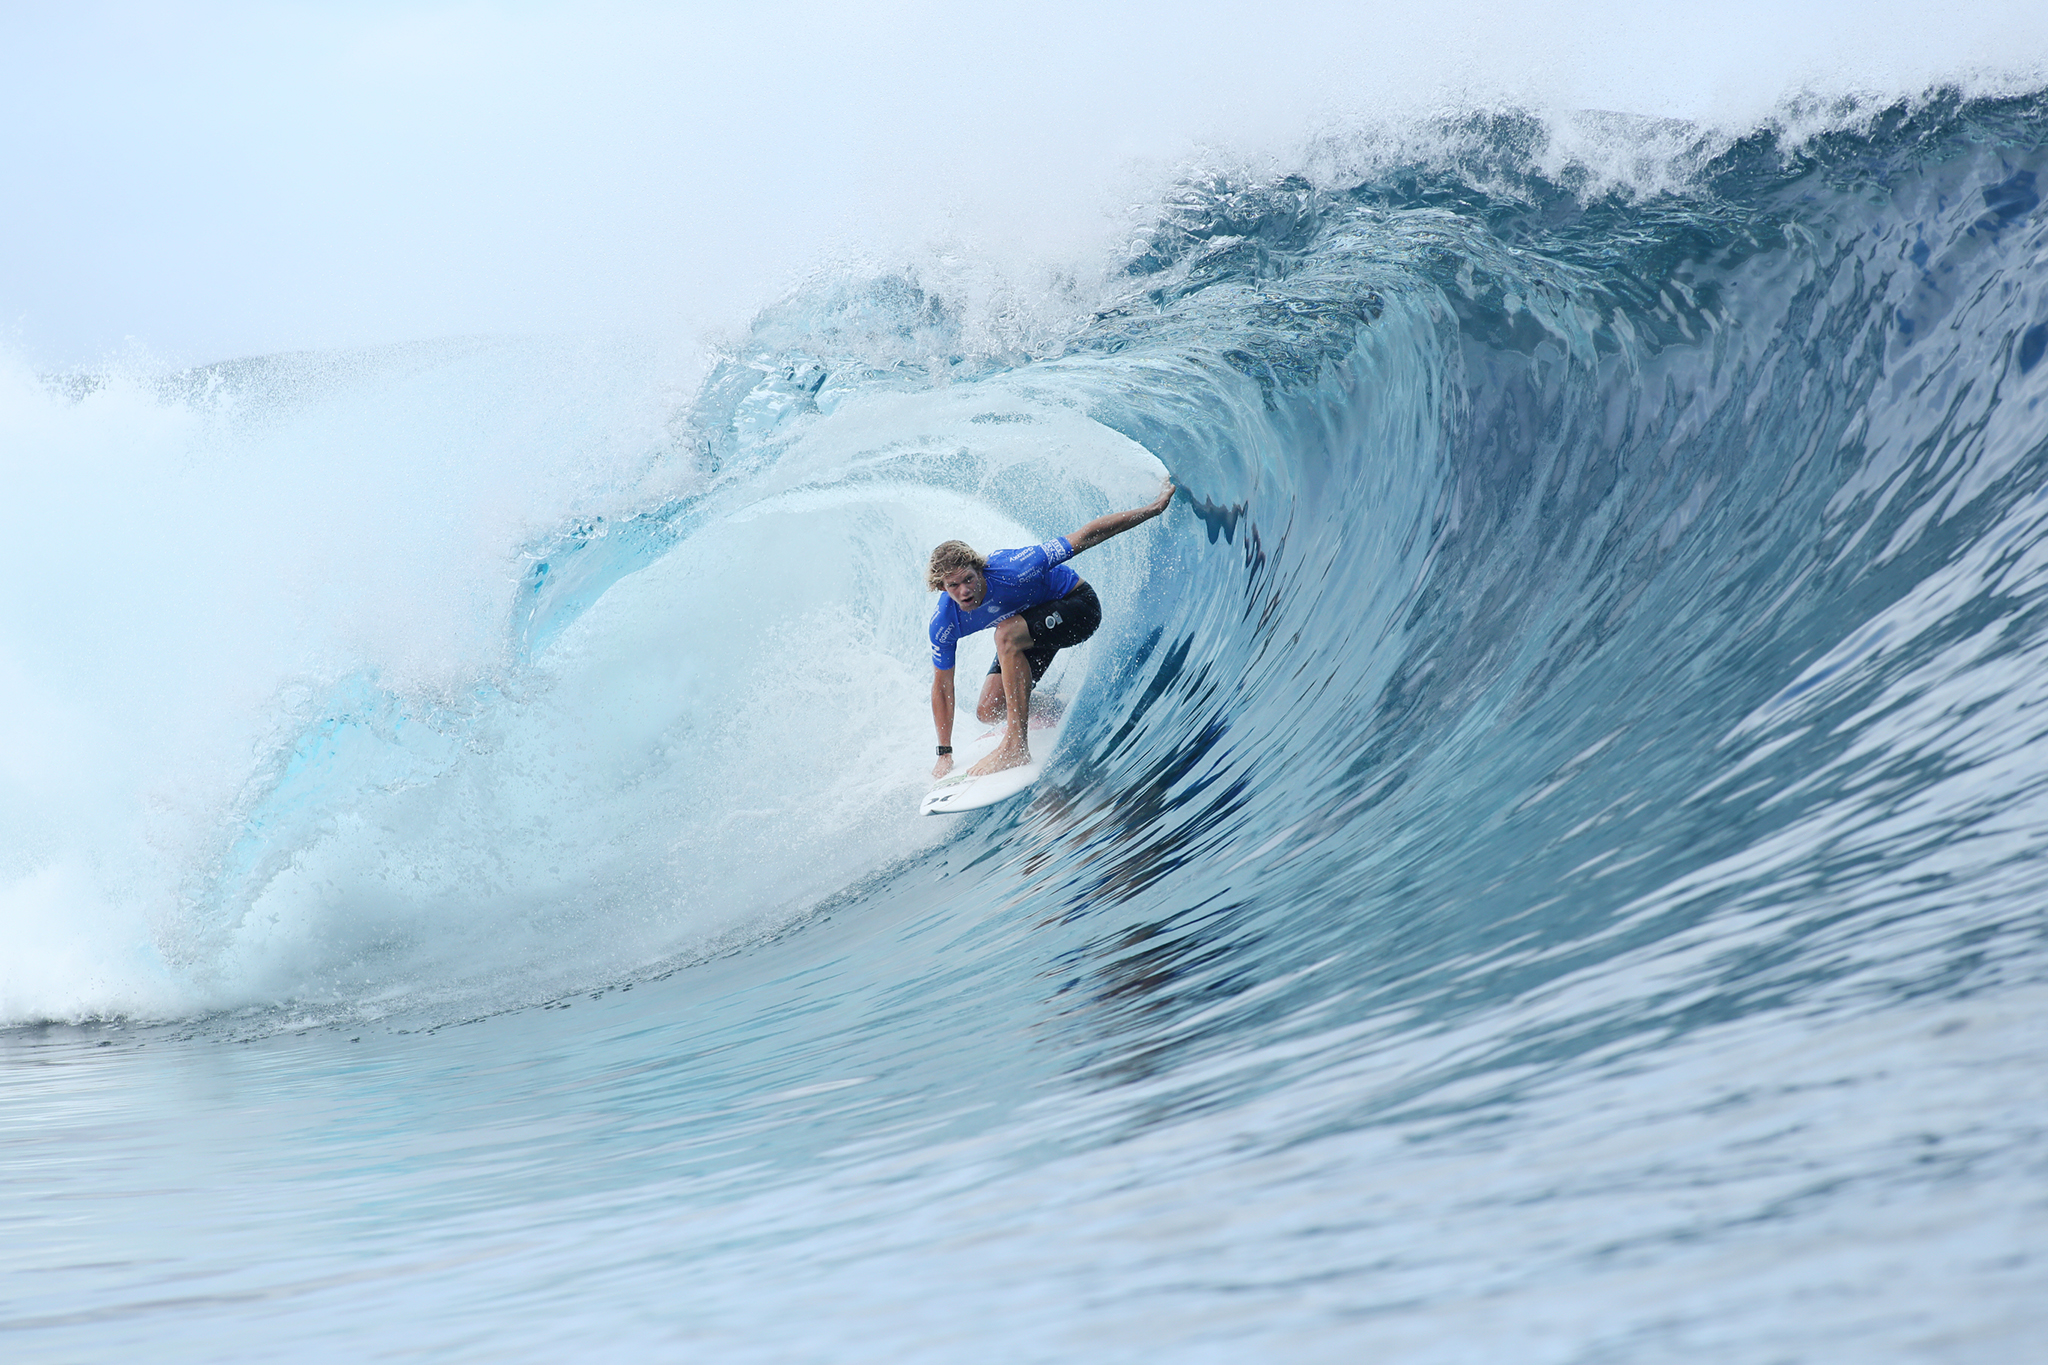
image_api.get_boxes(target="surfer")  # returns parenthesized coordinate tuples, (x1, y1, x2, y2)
(928, 481, 1175, 780)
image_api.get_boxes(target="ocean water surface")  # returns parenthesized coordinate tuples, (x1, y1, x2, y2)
(5, 92, 2048, 1361)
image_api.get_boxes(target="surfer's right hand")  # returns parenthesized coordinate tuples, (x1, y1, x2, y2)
(932, 753, 954, 780)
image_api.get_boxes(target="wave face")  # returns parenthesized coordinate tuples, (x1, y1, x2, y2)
(7, 93, 2048, 1361)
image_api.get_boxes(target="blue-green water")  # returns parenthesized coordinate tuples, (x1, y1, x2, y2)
(6, 94, 2047, 1361)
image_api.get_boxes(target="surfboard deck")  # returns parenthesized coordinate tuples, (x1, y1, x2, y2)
(919, 706, 1066, 816)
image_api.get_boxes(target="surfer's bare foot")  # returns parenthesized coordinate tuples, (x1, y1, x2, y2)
(968, 739, 1030, 776)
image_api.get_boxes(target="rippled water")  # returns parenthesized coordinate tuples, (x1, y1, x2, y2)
(6, 93, 2048, 1361)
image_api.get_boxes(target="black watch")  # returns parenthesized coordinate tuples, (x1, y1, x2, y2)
(936, 745, 953, 755)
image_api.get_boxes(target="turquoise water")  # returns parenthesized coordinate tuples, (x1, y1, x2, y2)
(6, 94, 2048, 1361)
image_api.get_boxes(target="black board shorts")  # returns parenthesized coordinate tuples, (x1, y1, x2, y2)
(986, 580, 1101, 683)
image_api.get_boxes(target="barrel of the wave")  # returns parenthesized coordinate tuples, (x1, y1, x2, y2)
(918, 481, 1175, 814)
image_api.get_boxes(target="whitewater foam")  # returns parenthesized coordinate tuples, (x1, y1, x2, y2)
(1, 339, 1173, 1023)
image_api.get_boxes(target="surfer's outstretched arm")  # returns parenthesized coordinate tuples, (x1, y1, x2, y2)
(1065, 480, 1175, 554)
(931, 668, 957, 778)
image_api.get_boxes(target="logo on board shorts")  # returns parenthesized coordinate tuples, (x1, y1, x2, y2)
(1044, 612, 1063, 629)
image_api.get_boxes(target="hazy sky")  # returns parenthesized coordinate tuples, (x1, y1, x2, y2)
(3, 0, 2044, 368)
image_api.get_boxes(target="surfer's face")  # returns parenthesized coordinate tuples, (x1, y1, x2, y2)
(941, 566, 985, 610)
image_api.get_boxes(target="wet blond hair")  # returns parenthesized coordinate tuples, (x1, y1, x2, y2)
(926, 540, 987, 592)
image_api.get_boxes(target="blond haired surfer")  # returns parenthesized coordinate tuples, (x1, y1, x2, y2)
(928, 481, 1175, 780)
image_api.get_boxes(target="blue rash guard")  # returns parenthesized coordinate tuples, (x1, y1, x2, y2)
(929, 537, 1080, 670)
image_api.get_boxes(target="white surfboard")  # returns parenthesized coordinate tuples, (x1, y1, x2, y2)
(919, 707, 1067, 815)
